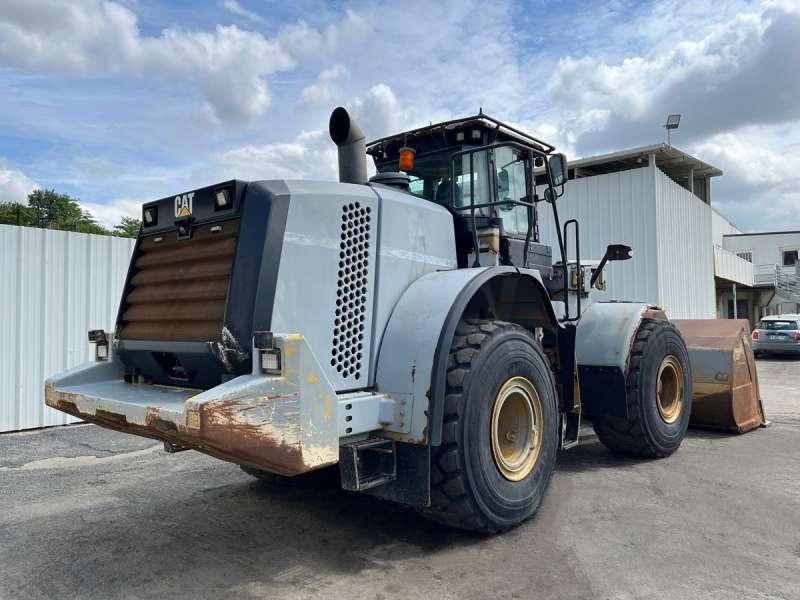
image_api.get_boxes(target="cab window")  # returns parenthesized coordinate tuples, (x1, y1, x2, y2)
(494, 146, 530, 236)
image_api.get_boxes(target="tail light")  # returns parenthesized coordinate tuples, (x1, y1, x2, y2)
(795, 331, 800, 342)
(752, 330, 759, 341)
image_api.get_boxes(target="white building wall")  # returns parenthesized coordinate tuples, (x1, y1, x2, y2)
(654, 168, 716, 318)
(0, 226, 135, 432)
(539, 165, 716, 318)
(539, 166, 659, 305)
(722, 231, 800, 268)
(712, 208, 741, 247)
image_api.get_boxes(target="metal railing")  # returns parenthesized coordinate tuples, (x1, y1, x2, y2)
(775, 264, 800, 303)
(752, 263, 800, 303)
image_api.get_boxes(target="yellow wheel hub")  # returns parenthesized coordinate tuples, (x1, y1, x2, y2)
(656, 355, 684, 424)
(490, 376, 543, 482)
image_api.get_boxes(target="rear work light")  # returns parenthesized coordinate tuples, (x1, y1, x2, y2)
(752, 330, 759, 341)
(88, 329, 109, 361)
(253, 331, 281, 375)
(214, 188, 232, 211)
(143, 205, 158, 226)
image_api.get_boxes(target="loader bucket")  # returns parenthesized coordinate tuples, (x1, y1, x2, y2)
(672, 319, 766, 433)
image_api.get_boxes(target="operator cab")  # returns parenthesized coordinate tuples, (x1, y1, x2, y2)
(366, 113, 565, 273)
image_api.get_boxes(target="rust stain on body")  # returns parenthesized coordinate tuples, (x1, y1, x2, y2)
(45, 385, 334, 477)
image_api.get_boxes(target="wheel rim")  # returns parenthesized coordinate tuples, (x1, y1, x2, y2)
(491, 376, 543, 482)
(656, 355, 684, 424)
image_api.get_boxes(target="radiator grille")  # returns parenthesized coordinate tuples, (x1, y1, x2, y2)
(118, 221, 239, 342)
(330, 202, 371, 380)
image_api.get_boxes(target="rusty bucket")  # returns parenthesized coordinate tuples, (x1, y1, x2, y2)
(673, 319, 766, 433)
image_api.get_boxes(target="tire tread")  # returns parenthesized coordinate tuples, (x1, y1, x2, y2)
(422, 318, 556, 533)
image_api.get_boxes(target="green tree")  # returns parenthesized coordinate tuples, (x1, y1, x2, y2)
(0, 188, 110, 235)
(0, 201, 36, 226)
(113, 216, 141, 238)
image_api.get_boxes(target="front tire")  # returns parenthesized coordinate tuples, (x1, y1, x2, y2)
(423, 319, 559, 533)
(592, 319, 692, 458)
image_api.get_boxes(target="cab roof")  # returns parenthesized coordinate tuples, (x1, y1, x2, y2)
(366, 112, 554, 165)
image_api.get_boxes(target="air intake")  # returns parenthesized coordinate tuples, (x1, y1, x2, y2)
(330, 202, 372, 380)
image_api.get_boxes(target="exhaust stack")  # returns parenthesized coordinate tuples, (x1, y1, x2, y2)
(329, 107, 368, 185)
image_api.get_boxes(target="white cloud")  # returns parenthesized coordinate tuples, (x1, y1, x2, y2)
(300, 65, 348, 107)
(276, 11, 372, 61)
(545, 2, 800, 152)
(695, 131, 800, 187)
(692, 125, 800, 231)
(216, 130, 339, 181)
(347, 84, 415, 141)
(0, 159, 37, 205)
(217, 83, 413, 181)
(79, 197, 142, 229)
(219, 0, 264, 24)
(0, 0, 293, 122)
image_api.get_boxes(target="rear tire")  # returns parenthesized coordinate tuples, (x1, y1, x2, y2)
(422, 319, 559, 533)
(592, 319, 692, 458)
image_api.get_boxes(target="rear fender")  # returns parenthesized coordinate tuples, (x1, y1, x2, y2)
(374, 266, 561, 446)
(576, 302, 666, 418)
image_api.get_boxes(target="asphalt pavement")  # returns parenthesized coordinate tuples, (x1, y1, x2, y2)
(1, 357, 798, 599)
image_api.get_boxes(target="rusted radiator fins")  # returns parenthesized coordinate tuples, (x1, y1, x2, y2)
(119, 221, 239, 342)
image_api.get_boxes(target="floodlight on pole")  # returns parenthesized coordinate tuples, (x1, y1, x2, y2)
(665, 113, 681, 147)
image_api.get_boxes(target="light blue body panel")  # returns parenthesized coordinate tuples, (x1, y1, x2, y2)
(374, 266, 554, 443)
(270, 181, 379, 391)
(374, 267, 492, 441)
(575, 302, 666, 371)
(270, 180, 456, 393)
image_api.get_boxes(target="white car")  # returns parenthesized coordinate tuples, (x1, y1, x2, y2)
(752, 314, 800, 357)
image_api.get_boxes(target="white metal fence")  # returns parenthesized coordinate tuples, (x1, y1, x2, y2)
(0, 225, 135, 432)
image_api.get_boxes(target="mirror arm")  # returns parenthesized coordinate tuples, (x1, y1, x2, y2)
(590, 244, 633, 288)
(589, 254, 610, 289)
(549, 194, 568, 301)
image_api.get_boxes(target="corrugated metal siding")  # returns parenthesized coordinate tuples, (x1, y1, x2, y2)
(539, 166, 659, 304)
(712, 208, 741, 247)
(654, 168, 716, 318)
(714, 245, 754, 286)
(0, 225, 135, 432)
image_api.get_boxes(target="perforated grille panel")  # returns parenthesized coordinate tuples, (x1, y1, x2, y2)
(331, 202, 372, 381)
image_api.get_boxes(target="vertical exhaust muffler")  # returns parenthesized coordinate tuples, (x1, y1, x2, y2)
(329, 107, 368, 185)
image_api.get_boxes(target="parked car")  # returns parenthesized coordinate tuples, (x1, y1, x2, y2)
(752, 314, 800, 357)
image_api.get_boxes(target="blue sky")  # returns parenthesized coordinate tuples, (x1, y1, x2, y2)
(1, 0, 799, 231)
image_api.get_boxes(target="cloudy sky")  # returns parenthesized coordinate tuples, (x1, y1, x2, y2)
(0, 0, 798, 231)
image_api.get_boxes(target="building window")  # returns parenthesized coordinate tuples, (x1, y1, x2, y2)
(783, 250, 798, 266)
(736, 252, 752, 263)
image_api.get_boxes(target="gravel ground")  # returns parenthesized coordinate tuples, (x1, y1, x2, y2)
(0, 357, 798, 600)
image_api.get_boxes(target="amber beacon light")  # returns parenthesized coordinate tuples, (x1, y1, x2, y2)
(398, 146, 416, 172)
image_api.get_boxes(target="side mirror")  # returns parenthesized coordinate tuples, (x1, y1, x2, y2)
(548, 153, 568, 187)
(606, 244, 633, 261)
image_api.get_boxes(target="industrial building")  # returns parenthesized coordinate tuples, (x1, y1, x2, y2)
(539, 143, 799, 322)
(716, 227, 800, 322)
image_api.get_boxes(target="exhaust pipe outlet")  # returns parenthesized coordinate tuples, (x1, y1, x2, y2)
(329, 107, 368, 185)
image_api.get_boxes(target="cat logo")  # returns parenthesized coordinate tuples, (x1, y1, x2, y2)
(174, 192, 194, 218)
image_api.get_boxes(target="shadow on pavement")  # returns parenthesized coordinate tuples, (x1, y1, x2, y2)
(4, 465, 487, 598)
